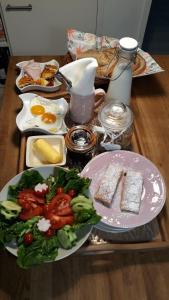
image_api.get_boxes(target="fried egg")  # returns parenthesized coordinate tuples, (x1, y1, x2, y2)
(27, 97, 62, 132)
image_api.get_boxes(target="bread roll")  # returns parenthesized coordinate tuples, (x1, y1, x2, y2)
(77, 48, 146, 78)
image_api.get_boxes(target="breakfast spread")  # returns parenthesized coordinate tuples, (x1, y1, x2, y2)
(18, 60, 59, 88)
(77, 48, 146, 78)
(33, 138, 62, 164)
(95, 163, 143, 214)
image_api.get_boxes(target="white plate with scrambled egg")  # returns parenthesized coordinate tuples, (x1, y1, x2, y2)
(16, 93, 69, 134)
(16, 59, 62, 93)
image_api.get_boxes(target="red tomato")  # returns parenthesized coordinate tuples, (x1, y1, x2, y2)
(57, 206, 73, 216)
(67, 189, 77, 198)
(49, 214, 74, 230)
(44, 228, 55, 238)
(23, 232, 33, 245)
(48, 193, 72, 211)
(19, 206, 44, 221)
(56, 198, 73, 216)
(18, 189, 45, 207)
(56, 187, 64, 194)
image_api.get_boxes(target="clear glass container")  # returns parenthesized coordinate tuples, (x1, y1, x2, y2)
(65, 125, 97, 169)
(98, 102, 133, 150)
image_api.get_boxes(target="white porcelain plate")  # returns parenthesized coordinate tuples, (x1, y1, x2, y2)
(0, 166, 92, 261)
(16, 93, 69, 134)
(16, 59, 62, 93)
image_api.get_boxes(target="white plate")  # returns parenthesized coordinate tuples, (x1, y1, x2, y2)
(0, 166, 92, 261)
(81, 151, 166, 229)
(16, 59, 62, 93)
(26, 135, 67, 167)
(16, 93, 68, 134)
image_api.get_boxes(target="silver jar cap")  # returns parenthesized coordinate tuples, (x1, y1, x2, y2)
(98, 102, 133, 131)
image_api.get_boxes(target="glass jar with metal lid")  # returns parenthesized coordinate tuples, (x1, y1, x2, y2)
(98, 102, 133, 150)
(65, 125, 97, 169)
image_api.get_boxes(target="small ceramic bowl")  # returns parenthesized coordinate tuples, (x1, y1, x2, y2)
(26, 135, 67, 167)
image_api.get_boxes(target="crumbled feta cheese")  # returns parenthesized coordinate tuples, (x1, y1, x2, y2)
(35, 183, 48, 192)
(37, 218, 51, 232)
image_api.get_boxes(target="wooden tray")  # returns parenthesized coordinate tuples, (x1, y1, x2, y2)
(17, 127, 169, 254)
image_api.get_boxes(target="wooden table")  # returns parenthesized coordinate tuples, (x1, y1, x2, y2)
(0, 55, 169, 300)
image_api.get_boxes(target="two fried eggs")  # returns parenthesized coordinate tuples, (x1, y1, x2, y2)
(26, 97, 62, 133)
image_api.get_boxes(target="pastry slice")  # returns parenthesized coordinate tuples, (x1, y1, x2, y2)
(120, 170, 143, 214)
(18, 75, 34, 88)
(95, 164, 123, 206)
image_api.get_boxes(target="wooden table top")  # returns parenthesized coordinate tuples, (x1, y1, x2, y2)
(0, 55, 169, 300)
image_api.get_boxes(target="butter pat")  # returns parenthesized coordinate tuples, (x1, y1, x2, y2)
(33, 138, 62, 164)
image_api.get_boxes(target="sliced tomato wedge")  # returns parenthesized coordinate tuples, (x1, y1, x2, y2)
(47, 193, 72, 211)
(48, 214, 74, 230)
(19, 206, 44, 221)
(18, 189, 45, 208)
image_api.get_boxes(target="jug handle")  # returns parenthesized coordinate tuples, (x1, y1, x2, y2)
(94, 88, 105, 109)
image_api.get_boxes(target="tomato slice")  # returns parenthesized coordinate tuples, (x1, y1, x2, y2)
(67, 189, 77, 198)
(19, 206, 43, 221)
(18, 189, 45, 208)
(48, 193, 72, 211)
(49, 214, 74, 230)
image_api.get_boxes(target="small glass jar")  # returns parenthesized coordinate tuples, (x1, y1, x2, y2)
(65, 125, 97, 169)
(98, 102, 133, 150)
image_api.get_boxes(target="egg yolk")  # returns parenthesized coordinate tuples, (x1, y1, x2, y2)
(31, 105, 45, 115)
(41, 112, 57, 124)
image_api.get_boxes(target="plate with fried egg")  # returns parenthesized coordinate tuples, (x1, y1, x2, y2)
(16, 93, 69, 134)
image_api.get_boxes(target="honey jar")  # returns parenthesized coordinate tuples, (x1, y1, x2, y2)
(98, 102, 133, 150)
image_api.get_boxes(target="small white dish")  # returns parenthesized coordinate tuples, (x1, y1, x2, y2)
(26, 135, 67, 167)
(16, 93, 69, 134)
(16, 59, 62, 93)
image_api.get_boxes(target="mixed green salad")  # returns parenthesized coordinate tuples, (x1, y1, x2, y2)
(0, 168, 101, 268)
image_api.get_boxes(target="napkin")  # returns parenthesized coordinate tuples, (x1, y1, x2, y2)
(60, 57, 98, 96)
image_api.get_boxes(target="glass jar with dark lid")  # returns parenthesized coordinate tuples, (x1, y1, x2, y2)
(98, 102, 133, 150)
(65, 125, 97, 169)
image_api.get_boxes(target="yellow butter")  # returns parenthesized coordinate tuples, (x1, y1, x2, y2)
(33, 138, 62, 164)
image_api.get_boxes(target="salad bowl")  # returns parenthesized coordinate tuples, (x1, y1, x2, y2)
(0, 166, 99, 268)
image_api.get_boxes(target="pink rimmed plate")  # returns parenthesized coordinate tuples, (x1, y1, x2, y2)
(81, 151, 166, 229)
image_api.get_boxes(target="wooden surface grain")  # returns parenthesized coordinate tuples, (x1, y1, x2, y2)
(0, 55, 169, 300)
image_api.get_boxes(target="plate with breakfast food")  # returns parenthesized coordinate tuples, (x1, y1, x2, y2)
(16, 59, 62, 92)
(81, 150, 166, 229)
(16, 93, 68, 134)
(67, 28, 164, 81)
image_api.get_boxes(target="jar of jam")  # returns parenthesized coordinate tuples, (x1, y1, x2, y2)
(65, 125, 97, 169)
(98, 102, 133, 150)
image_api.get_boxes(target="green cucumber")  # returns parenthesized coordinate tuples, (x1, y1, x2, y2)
(70, 195, 92, 206)
(72, 202, 92, 212)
